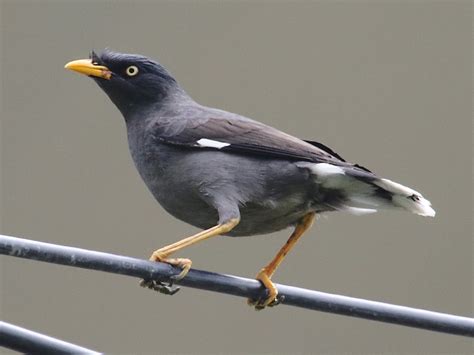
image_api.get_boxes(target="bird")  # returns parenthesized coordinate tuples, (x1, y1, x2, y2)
(65, 49, 435, 309)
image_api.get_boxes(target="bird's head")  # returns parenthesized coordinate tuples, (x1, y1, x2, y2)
(65, 49, 178, 117)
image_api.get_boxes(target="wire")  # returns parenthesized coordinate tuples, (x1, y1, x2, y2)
(0, 321, 100, 354)
(1, 234, 473, 338)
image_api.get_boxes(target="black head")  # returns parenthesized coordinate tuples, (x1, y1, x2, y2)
(66, 49, 179, 117)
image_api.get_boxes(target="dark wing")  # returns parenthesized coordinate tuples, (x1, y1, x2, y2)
(302, 140, 372, 172)
(150, 112, 350, 166)
(303, 140, 346, 162)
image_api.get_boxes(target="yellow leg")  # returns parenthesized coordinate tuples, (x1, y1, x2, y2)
(140, 218, 239, 290)
(249, 212, 316, 310)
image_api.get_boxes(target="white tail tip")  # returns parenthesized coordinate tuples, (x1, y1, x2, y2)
(376, 179, 436, 217)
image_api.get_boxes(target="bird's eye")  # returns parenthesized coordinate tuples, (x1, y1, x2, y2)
(125, 65, 139, 76)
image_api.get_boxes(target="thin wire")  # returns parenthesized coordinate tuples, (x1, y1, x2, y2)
(1, 234, 473, 338)
(0, 321, 101, 354)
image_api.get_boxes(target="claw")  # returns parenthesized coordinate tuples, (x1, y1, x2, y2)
(249, 293, 285, 310)
(268, 294, 285, 307)
(139, 255, 192, 295)
(139, 279, 181, 295)
(247, 268, 281, 310)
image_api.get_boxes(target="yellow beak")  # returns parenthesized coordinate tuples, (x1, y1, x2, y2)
(64, 59, 112, 80)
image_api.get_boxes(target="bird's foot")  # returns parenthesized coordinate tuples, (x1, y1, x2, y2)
(247, 268, 284, 310)
(139, 252, 192, 295)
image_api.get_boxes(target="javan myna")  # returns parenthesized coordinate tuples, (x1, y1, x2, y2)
(65, 50, 435, 309)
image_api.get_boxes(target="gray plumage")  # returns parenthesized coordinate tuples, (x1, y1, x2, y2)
(82, 50, 436, 237)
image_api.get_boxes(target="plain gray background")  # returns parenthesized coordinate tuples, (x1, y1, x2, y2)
(1, 1, 472, 354)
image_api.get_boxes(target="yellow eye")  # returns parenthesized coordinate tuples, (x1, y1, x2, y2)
(125, 65, 139, 76)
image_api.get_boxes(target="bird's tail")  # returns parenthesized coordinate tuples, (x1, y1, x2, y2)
(369, 178, 435, 217)
(299, 162, 435, 217)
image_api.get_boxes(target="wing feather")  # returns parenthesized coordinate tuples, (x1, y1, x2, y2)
(150, 110, 351, 166)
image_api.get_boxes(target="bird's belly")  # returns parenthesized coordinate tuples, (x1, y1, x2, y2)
(155, 189, 312, 237)
(231, 206, 311, 236)
(156, 193, 219, 230)
(131, 143, 316, 237)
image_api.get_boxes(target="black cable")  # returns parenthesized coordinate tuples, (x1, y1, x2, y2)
(0, 321, 100, 354)
(1, 234, 473, 338)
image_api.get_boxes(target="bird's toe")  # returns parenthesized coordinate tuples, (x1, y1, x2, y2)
(166, 257, 192, 280)
(139, 254, 192, 295)
(149, 250, 193, 280)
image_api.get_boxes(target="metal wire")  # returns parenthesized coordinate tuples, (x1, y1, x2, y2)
(0, 321, 100, 354)
(1, 234, 473, 338)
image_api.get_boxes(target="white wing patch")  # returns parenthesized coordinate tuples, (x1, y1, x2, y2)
(308, 163, 345, 177)
(197, 138, 230, 149)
